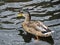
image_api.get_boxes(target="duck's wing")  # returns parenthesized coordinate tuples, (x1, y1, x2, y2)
(36, 21, 51, 32)
(31, 21, 54, 33)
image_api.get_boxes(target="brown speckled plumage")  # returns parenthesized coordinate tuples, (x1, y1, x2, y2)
(17, 11, 54, 40)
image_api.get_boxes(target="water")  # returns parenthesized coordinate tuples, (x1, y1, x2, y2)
(0, 0, 60, 45)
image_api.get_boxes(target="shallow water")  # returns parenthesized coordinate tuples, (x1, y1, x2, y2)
(0, 0, 60, 45)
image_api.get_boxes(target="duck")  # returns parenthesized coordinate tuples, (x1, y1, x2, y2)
(17, 11, 54, 40)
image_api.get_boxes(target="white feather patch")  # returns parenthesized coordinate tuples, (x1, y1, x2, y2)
(36, 26, 46, 31)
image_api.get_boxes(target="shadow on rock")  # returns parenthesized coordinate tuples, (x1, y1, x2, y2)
(18, 30, 34, 43)
(18, 30, 54, 45)
(39, 36, 54, 45)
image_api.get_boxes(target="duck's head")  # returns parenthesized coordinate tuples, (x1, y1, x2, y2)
(17, 11, 31, 20)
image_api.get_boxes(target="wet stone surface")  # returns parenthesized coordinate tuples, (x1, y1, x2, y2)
(0, 0, 60, 45)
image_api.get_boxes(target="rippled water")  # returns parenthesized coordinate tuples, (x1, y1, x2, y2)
(0, 0, 60, 45)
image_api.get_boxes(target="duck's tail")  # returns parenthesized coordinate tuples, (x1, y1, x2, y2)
(43, 31, 54, 37)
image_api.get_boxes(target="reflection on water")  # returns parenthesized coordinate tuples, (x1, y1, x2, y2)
(0, 0, 60, 45)
(18, 30, 54, 44)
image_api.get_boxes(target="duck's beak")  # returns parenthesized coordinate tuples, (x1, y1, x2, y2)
(17, 13, 23, 17)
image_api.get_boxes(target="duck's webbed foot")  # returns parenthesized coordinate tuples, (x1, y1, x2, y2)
(35, 36, 39, 40)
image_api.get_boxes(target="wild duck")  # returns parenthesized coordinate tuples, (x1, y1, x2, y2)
(17, 11, 54, 40)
